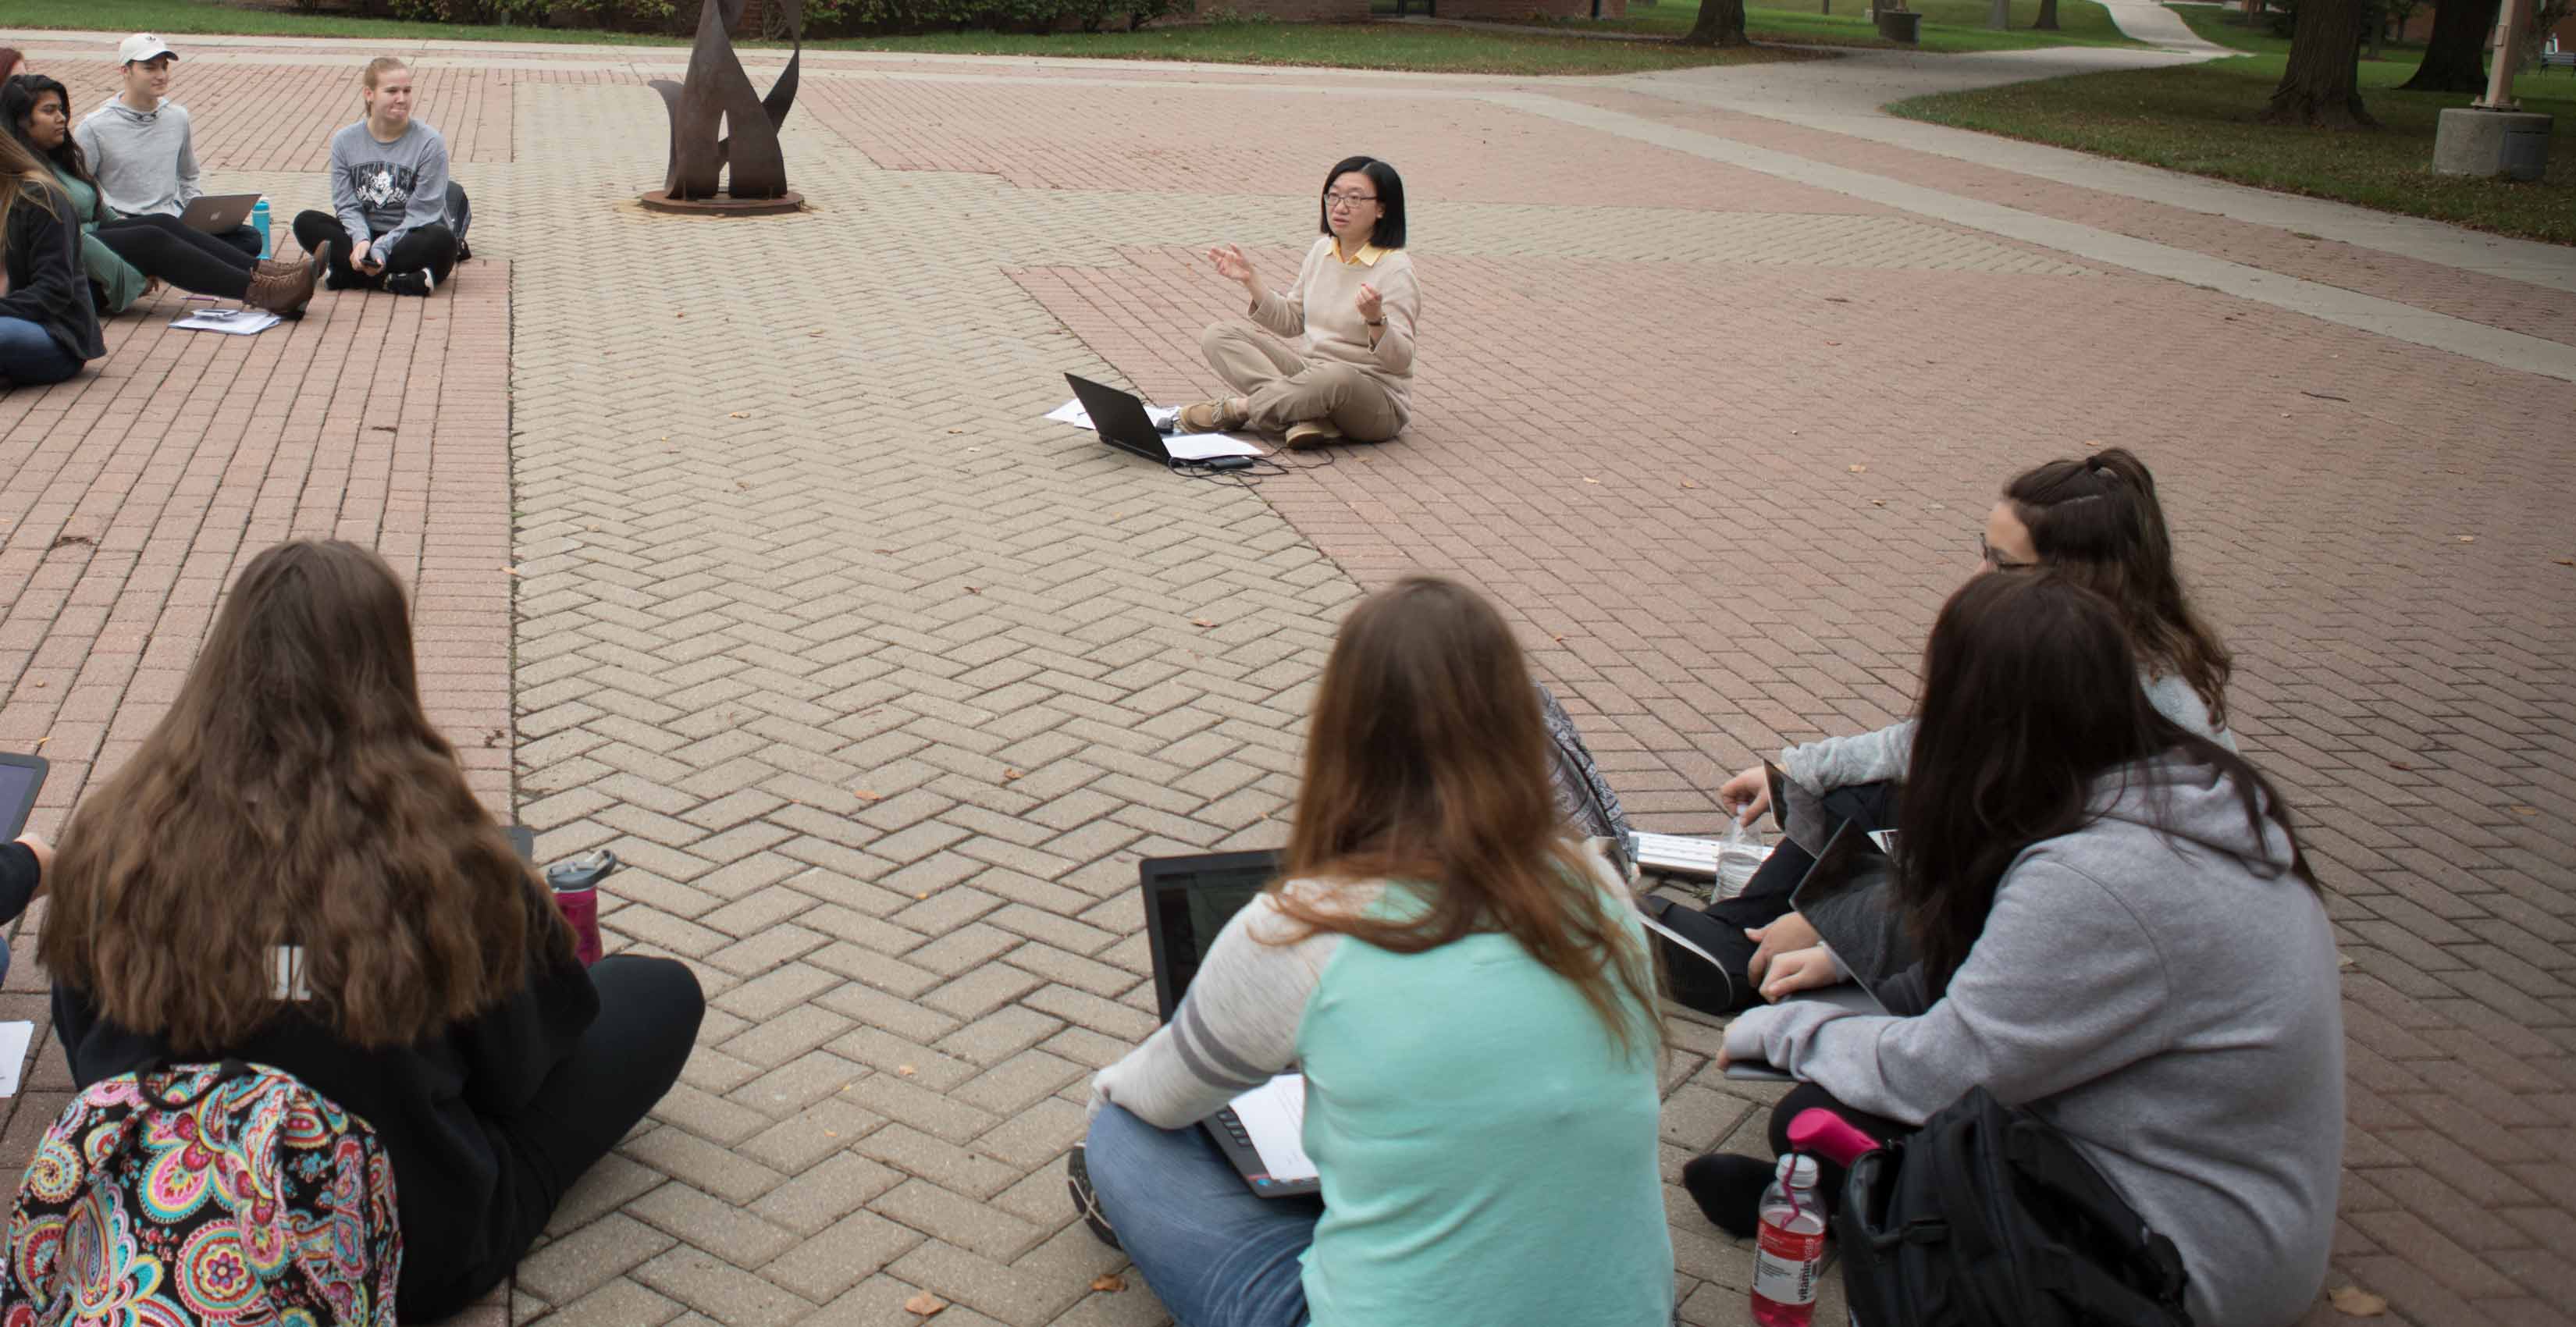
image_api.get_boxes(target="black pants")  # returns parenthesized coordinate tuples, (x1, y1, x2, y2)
(290, 210, 460, 288)
(1770, 1081, 1909, 1215)
(404, 955, 704, 1319)
(1653, 781, 1898, 1015)
(213, 222, 263, 260)
(92, 213, 258, 299)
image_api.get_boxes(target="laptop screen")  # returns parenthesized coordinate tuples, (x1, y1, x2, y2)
(1788, 822, 1915, 999)
(1141, 851, 1282, 1021)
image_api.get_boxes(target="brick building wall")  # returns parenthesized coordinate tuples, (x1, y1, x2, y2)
(1436, 0, 1631, 17)
(2395, 2, 2576, 50)
(1218, 0, 1374, 20)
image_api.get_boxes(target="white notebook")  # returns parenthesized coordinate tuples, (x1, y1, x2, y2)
(1229, 1074, 1317, 1183)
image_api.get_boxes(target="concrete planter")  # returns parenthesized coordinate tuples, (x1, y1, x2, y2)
(2432, 107, 2553, 181)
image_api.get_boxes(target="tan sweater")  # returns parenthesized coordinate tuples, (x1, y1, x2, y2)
(1250, 237, 1419, 428)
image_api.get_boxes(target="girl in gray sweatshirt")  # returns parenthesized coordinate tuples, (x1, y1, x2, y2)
(1712, 573, 2343, 1327)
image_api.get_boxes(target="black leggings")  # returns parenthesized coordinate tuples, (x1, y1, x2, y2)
(290, 210, 459, 287)
(1653, 781, 1900, 1015)
(91, 213, 257, 299)
(404, 954, 704, 1319)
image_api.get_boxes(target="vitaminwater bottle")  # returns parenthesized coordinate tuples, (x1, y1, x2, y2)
(1751, 1153, 1827, 1327)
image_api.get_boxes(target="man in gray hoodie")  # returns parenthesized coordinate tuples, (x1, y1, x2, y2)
(72, 34, 261, 261)
(1723, 760, 2344, 1327)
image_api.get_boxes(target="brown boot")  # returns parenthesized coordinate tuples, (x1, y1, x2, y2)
(245, 243, 325, 319)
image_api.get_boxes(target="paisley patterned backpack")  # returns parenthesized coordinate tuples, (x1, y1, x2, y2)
(0, 1060, 400, 1326)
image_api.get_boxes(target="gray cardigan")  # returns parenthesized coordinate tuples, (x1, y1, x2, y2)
(1726, 759, 2343, 1327)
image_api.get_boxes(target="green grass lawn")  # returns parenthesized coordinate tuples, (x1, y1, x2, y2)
(1887, 5, 2575, 243)
(4, 0, 1806, 73)
(1506, 0, 2147, 55)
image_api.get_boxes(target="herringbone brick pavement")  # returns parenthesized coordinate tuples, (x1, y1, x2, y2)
(0, 31, 2569, 1327)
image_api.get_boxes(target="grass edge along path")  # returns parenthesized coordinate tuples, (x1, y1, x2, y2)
(1884, 3, 2575, 244)
(1526, 0, 2151, 55)
(2, 1, 1802, 75)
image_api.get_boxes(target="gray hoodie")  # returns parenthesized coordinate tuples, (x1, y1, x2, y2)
(1726, 759, 2343, 1327)
(72, 99, 205, 219)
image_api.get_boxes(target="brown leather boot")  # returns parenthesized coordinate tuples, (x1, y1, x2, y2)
(244, 243, 325, 319)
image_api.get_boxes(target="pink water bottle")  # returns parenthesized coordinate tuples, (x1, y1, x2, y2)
(1751, 1153, 1828, 1327)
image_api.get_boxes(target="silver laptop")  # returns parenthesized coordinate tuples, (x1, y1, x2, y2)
(179, 194, 260, 234)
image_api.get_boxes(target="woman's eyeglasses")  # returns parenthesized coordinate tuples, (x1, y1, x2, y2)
(1323, 191, 1378, 209)
(1979, 537, 2039, 572)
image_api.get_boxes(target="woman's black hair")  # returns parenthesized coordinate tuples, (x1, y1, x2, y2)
(1896, 572, 2310, 994)
(1317, 155, 1406, 251)
(2, 74, 90, 186)
(2003, 447, 2231, 727)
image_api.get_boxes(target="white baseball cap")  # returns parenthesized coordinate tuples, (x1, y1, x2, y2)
(117, 34, 177, 66)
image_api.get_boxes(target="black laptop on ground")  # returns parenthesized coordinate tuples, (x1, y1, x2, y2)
(1066, 373, 1179, 464)
(1139, 850, 1321, 1198)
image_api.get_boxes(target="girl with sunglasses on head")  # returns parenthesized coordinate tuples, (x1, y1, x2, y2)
(1685, 571, 2340, 1327)
(1649, 448, 2239, 1014)
(1181, 155, 1417, 450)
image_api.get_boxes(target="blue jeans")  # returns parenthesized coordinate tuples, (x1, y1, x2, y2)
(0, 318, 81, 388)
(1086, 1104, 1318, 1327)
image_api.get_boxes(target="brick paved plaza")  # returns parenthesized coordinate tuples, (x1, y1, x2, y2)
(1, 28, 2571, 1327)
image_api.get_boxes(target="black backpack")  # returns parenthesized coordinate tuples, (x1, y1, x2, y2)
(1836, 1087, 2194, 1327)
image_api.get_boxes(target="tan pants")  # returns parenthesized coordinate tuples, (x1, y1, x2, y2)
(1200, 322, 1404, 441)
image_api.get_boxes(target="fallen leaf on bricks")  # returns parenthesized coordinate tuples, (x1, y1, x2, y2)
(1870, 500, 1888, 507)
(853, 790, 883, 802)
(2511, 806, 2539, 816)
(1091, 1274, 1126, 1293)
(1848, 464, 1868, 473)
(904, 1292, 946, 1316)
(875, 548, 894, 555)
(729, 411, 751, 419)
(2558, 558, 2574, 567)
(501, 565, 521, 576)
(2327, 1286, 2386, 1317)
(964, 586, 981, 596)
(898, 1064, 918, 1077)
(948, 429, 966, 435)
(1582, 477, 1600, 485)
(1681, 480, 1698, 489)
(32, 736, 48, 749)
(1003, 770, 1023, 781)
(1192, 618, 1215, 628)
(2336, 953, 2356, 969)
(2457, 535, 2477, 543)
(30, 681, 43, 690)
(1824, 340, 1841, 347)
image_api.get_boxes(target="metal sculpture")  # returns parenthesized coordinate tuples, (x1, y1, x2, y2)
(641, 0, 804, 215)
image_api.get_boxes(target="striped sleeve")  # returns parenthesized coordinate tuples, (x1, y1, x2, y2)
(1088, 886, 1351, 1128)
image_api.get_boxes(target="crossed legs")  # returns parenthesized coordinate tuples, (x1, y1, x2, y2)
(1199, 321, 1401, 443)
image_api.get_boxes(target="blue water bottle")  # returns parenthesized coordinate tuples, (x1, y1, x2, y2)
(251, 199, 272, 258)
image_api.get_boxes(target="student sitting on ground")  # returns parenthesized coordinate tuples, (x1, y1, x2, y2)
(1072, 576, 1673, 1327)
(73, 34, 262, 261)
(1183, 155, 1417, 450)
(41, 539, 703, 1321)
(1656, 447, 2239, 1012)
(1685, 571, 2342, 1327)
(1, 124, 103, 389)
(5, 75, 322, 318)
(293, 57, 468, 298)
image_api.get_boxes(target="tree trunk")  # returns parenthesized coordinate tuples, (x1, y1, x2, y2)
(2034, 0, 2061, 29)
(2264, 0, 2379, 125)
(1682, 0, 1751, 44)
(2400, 0, 2500, 89)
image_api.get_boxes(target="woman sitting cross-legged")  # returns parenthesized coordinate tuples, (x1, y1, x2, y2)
(293, 57, 465, 297)
(4, 73, 322, 318)
(42, 539, 704, 1322)
(1685, 571, 2343, 1327)
(1183, 155, 1417, 450)
(1071, 575, 1674, 1327)
(0, 119, 101, 388)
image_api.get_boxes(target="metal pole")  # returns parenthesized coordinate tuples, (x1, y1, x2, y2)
(2478, 0, 2533, 109)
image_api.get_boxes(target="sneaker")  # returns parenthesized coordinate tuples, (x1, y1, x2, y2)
(385, 270, 437, 297)
(1284, 420, 1343, 450)
(1066, 1145, 1119, 1249)
(1177, 398, 1247, 434)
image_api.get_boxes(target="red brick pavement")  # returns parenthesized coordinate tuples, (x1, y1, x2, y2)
(1020, 234, 2576, 1324)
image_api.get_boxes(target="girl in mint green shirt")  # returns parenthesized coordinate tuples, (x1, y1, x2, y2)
(1076, 577, 1674, 1327)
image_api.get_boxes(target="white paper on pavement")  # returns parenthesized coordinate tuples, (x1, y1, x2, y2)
(0, 1022, 34, 1098)
(1229, 1074, 1318, 1182)
(1163, 432, 1269, 461)
(171, 308, 281, 336)
(1045, 398, 1094, 428)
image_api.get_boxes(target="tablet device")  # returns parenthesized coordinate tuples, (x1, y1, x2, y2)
(0, 753, 48, 840)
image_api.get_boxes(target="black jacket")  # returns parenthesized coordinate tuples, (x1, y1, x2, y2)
(2, 183, 106, 364)
(54, 952, 599, 1307)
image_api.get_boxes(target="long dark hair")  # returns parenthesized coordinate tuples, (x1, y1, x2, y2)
(1272, 577, 1656, 1056)
(1897, 573, 2309, 989)
(2004, 448, 2232, 727)
(1, 74, 87, 185)
(1315, 155, 1407, 250)
(44, 540, 571, 1053)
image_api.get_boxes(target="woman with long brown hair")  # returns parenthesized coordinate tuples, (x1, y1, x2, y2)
(0, 109, 101, 388)
(44, 539, 703, 1320)
(1687, 572, 2339, 1327)
(1071, 577, 1673, 1327)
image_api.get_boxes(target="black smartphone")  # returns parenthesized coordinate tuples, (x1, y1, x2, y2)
(0, 753, 48, 840)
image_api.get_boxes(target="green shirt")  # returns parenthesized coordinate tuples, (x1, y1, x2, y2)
(52, 168, 146, 315)
(1296, 888, 1674, 1326)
